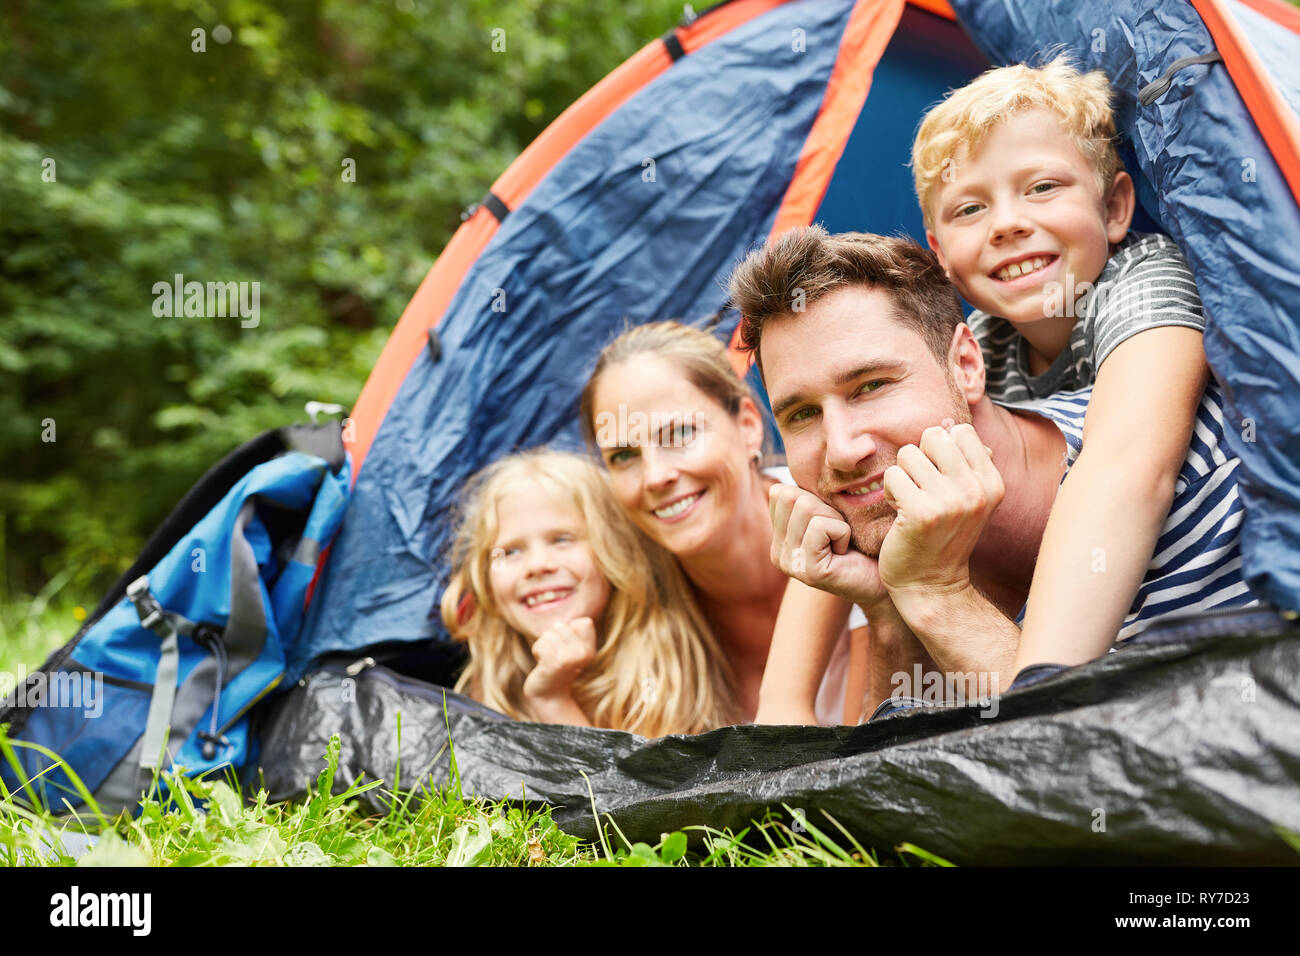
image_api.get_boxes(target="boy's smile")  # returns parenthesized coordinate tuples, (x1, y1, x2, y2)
(925, 108, 1134, 339)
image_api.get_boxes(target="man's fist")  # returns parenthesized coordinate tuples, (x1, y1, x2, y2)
(768, 483, 889, 610)
(523, 617, 598, 701)
(878, 423, 1004, 597)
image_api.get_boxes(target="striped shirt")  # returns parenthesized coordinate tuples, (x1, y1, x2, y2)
(969, 233, 1206, 403)
(1003, 386, 1258, 641)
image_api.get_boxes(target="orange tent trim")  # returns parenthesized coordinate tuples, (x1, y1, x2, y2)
(1192, 0, 1300, 210)
(728, 0, 909, 373)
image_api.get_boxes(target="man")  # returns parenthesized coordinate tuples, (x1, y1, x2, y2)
(730, 227, 1255, 721)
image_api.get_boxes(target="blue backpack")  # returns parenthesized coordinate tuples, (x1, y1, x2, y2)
(0, 423, 350, 815)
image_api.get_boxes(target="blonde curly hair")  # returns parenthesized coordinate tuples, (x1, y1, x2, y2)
(912, 56, 1122, 230)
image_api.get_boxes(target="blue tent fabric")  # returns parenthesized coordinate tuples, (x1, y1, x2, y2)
(951, 0, 1300, 612)
(815, 4, 989, 240)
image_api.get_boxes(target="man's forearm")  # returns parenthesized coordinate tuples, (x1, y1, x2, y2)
(888, 584, 1021, 694)
(860, 601, 940, 717)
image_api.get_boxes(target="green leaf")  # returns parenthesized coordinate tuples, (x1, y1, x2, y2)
(365, 845, 398, 867)
(222, 824, 287, 865)
(627, 843, 665, 867)
(208, 781, 245, 829)
(445, 822, 492, 867)
(659, 831, 687, 863)
(895, 842, 955, 867)
(488, 810, 514, 839)
(283, 841, 331, 867)
(76, 832, 150, 867)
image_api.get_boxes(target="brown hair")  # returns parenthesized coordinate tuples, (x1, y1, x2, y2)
(728, 226, 964, 373)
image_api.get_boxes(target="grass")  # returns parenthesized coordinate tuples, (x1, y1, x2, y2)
(0, 575, 86, 678)
(0, 726, 944, 867)
(0, 589, 946, 867)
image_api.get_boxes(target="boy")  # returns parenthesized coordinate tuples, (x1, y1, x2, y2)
(912, 57, 1212, 677)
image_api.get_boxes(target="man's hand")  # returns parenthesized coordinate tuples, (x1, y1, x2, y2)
(769, 483, 889, 611)
(878, 423, 1004, 602)
(872, 423, 1018, 686)
(522, 617, 598, 703)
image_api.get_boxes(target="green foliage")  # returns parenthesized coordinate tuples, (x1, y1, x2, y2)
(0, 0, 683, 599)
(0, 726, 590, 866)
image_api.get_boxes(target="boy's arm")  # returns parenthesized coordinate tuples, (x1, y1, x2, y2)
(1013, 326, 1209, 673)
(755, 578, 852, 725)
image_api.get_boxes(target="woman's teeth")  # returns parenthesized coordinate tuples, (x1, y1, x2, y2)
(654, 492, 701, 519)
(994, 256, 1053, 281)
(524, 589, 571, 607)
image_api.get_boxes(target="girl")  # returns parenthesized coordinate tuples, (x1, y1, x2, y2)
(440, 448, 738, 737)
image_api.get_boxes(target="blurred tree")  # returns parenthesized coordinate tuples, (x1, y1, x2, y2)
(0, 0, 684, 597)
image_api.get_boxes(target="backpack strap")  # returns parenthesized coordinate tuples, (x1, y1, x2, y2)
(126, 575, 199, 771)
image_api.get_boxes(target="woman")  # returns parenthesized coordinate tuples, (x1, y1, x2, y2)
(579, 321, 869, 724)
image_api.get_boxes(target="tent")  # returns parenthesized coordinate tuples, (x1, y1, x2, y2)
(264, 0, 1300, 861)
(296, 0, 1300, 682)
(11, 0, 1300, 861)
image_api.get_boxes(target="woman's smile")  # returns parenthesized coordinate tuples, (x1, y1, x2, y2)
(651, 489, 706, 522)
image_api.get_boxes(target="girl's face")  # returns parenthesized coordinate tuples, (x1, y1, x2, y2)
(590, 355, 764, 560)
(487, 479, 611, 642)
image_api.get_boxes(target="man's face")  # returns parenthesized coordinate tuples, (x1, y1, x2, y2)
(763, 285, 971, 555)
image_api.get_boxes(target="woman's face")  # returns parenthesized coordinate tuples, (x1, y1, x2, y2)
(590, 355, 764, 560)
(487, 479, 611, 642)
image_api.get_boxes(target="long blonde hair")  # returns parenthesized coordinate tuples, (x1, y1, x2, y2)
(441, 448, 738, 736)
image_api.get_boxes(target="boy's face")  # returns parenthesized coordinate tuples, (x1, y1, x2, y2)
(925, 108, 1134, 327)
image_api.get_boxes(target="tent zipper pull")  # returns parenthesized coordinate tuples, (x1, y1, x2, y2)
(1138, 52, 1223, 106)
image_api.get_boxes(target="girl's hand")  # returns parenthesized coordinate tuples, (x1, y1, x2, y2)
(522, 617, 598, 701)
